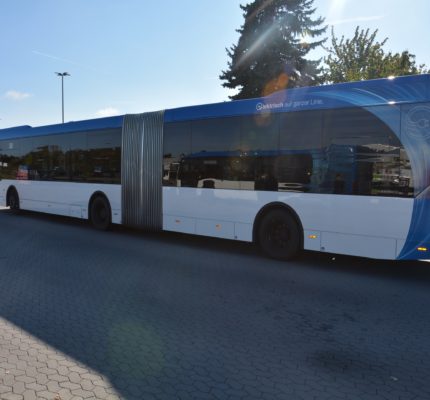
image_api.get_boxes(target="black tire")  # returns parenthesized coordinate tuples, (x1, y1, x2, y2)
(258, 209, 301, 260)
(90, 196, 111, 230)
(7, 188, 20, 213)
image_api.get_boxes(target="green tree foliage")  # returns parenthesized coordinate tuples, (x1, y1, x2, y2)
(323, 27, 429, 83)
(220, 0, 327, 100)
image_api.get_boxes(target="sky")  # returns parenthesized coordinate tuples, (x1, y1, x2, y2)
(1, 0, 429, 129)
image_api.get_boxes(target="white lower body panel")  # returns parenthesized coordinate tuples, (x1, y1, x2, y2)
(163, 187, 414, 259)
(0, 181, 414, 260)
(0, 180, 122, 224)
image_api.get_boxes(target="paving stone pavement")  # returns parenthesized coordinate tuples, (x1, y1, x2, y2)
(0, 318, 120, 400)
(1, 209, 430, 399)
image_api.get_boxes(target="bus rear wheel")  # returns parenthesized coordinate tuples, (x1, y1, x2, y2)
(90, 196, 111, 231)
(258, 209, 301, 260)
(7, 188, 20, 213)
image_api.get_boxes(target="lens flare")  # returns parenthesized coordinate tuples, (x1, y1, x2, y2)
(262, 73, 290, 97)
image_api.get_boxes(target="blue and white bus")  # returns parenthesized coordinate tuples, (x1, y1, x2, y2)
(1, 74, 429, 260)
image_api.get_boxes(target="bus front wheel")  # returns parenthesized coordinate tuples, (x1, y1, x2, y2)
(258, 209, 301, 260)
(7, 188, 20, 212)
(90, 196, 111, 231)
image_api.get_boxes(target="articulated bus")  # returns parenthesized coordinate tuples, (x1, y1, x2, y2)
(1, 74, 430, 260)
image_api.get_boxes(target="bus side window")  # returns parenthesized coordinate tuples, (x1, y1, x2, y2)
(191, 117, 241, 189)
(279, 110, 323, 193)
(323, 107, 408, 196)
(87, 129, 122, 184)
(241, 114, 279, 191)
(1, 139, 34, 181)
(163, 122, 191, 187)
(69, 132, 87, 182)
(0, 140, 18, 180)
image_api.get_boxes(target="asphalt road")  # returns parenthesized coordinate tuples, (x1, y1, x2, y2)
(0, 208, 429, 400)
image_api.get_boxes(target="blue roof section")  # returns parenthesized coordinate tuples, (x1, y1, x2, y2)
(0, 115, 124, 140)
(165, 74, 430, 122)
(1, 74, 429, 139)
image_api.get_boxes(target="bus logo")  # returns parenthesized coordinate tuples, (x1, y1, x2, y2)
(405, 105, 430, 139)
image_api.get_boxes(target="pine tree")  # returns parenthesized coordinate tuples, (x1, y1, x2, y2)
(323, 27, 429, 83)
(220, 0, 326, 100)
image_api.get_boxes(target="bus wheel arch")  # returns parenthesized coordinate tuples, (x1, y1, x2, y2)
(253, 203, 303, 260)
(6, 186, 20, 211)
(88, 192, 112, 230)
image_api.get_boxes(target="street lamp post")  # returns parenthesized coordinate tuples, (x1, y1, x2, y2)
(55, 72, 70, 123)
